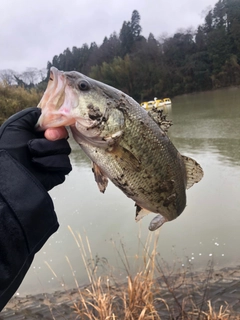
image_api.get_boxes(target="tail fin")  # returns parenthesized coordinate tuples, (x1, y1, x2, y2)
(182, 156, 204, 189)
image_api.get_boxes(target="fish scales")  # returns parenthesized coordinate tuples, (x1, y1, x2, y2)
(37, 67, 203, 231)
(118, 100, 184, 209)
(72, 95, 186, 218)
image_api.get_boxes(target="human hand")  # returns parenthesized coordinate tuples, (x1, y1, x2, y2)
(0, 107, 72, 190)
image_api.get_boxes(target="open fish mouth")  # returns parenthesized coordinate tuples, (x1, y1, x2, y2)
(36, 67, 76, 130)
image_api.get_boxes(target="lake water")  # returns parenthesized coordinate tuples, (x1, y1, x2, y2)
(17, 87, 240, 296)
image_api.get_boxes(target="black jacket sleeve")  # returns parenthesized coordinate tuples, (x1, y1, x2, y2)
(0, 150, 59, 311)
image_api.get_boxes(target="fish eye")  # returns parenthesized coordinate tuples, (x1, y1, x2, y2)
(78, 80, 90, 91)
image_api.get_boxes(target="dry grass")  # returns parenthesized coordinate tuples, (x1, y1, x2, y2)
(0, 83, 42, 123)
(190, 300, 232, 319)
(66, 226, 162, 319)
(44, 227, 240, 320)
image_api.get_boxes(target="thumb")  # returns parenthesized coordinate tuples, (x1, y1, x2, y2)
(44, 127, 69, 141)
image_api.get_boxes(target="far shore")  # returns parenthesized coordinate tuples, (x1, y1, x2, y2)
(171, 84, 240, 100)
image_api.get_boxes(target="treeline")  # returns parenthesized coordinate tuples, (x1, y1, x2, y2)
(0, 0, 240, 123)
(47, 0, 240, 101)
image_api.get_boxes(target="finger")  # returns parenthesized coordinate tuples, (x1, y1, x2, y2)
(41, 173, 66, 191)
(28, 139, 71, 156)
(44, 127, 68, 141)
(32, 154, 72, 175)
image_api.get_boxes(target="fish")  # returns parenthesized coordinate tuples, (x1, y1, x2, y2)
(37, 67, 203, 231)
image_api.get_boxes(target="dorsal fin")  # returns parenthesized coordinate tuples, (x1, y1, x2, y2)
(148, 107, 172, 134)
(182, 155, 204, 189)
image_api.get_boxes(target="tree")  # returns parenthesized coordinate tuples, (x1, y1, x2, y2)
(19, 68, 41, 85)
(212, 0, 228, 29)
(195, 26, 207, 51)
(97, 33, 121, 64)
(63, 48, 73, 71)
(0, 69, 17, 85)
(45, 2, 240, 98)
(131, 10, 142, 40)
(120, 21, 134, 56)
(204, 10, 214, 33)
(119, 10, 143, 57)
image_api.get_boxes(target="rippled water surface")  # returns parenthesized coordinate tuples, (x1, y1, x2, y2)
(18, 87, 240, 295)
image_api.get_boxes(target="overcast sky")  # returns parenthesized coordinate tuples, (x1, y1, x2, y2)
(0, 0, 217, 73)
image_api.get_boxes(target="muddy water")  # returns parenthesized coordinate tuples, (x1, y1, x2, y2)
(17, 87, 240, 295)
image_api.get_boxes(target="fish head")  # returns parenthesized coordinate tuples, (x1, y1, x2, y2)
(36, 67, 123, 132)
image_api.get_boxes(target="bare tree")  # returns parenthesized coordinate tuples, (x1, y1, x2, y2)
(19, 67, 39, 85)
(38, 68, 47, 82)
(0, 69, 18, 85)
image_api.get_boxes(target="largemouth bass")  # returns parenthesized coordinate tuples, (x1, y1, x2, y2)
(37, 67, 203, 231)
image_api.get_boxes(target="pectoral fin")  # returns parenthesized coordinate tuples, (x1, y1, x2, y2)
(182, 155, 204, 189)
(108, 145, 141, 172)
(92, 162, 108, 193)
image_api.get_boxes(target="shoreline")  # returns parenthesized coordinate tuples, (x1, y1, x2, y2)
(1, 265, 240, 319)
(171, 84, 240, 100)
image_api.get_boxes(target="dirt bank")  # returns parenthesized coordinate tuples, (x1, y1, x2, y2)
(1, 265, 240, 319)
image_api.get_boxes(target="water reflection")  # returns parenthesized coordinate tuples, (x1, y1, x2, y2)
(17, 87, 240, 296)
(170, 87, 240, 165)
(68, 139, 91, 166)
(172, 137, 240, 166)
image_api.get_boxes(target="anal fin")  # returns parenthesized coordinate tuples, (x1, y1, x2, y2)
(135, 204, 151, 222)
(92, 162, 108, 193)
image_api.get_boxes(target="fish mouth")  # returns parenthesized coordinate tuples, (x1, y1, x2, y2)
(36, 67, 76, 130)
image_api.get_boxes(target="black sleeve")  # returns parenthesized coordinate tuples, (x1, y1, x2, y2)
(0, 150, 59, 311)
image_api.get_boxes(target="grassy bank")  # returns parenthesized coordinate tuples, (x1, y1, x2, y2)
(71, 229, 240, 319)
(0, 83, 42, 124)
(27, 227, 238, 320)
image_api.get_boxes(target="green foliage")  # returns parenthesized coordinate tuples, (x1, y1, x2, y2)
(90, 55, 134, 95)
(0, 83, 42, 124)
(46, 2, 240, 101)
